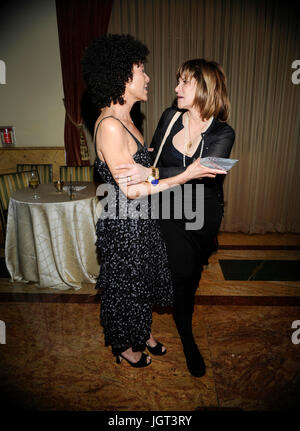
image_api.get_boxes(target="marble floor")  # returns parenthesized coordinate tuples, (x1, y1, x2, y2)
(0, 233, 299, 412)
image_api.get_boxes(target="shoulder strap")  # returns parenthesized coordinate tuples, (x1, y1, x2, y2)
(93, 115, 142, 148)
(93, 116, 114, 146)
(153, 111, 182, 167)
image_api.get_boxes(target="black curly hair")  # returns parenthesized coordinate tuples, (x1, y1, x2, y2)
(82, 34, 149, 109)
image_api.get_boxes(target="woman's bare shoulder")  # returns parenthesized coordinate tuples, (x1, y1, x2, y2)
(95, 116, 124, 134)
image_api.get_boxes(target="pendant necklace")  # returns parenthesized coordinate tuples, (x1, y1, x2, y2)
(183, 113, 211, 167)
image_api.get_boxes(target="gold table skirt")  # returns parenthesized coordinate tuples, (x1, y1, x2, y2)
(5, 183, 100, 290)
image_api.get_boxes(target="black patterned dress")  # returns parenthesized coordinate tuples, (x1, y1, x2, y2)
(94, 118, 173, 355)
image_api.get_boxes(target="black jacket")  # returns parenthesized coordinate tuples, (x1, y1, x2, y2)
(150, 107, 235, 203)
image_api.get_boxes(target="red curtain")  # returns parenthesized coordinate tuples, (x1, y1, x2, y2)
(55, 0, 113, 165)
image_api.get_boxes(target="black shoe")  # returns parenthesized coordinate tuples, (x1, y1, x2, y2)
(146, 340, 166, 356)
(183, 343, 206, 377)
(116, 352, 151, 368)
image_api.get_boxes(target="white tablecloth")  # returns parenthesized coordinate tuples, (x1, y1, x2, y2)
(5, 182, 100, 290)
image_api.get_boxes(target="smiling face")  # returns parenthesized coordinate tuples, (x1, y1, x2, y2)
(175, 74, 198, 110)
(126, 63, 150, 103)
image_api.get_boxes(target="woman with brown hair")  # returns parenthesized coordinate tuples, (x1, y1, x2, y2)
(116, 58, 235, 377)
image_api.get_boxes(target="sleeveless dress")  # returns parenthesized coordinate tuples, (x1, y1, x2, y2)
(94, 117, 173, 355)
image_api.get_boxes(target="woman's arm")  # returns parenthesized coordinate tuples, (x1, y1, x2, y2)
(205, 126, 235, 158)
(115, 108, 182, 183)
(114, 112, 232, 185)
(115, 159, 225, 187)
(97, 118, 220, 200)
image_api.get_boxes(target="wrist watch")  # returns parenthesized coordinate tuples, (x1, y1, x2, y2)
(146, 166, 159, 185)
(146, 175, 159, 185)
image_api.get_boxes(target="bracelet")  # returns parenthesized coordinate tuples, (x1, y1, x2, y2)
(146, 175, 159, 185)
(150, 166, 159, 180)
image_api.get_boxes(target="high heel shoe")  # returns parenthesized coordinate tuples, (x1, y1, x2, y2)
(116, 352, 151, 368)
(146, 340, 166, 356)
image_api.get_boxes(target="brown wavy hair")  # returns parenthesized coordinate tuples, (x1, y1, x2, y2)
(176, 58, 230, 121)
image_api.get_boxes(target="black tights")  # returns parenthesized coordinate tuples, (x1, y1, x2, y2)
(158, 220, 203, 348)
(173, 272, 202, 349)
(172, 271, 206, 376)
(158, 218, 218, 376)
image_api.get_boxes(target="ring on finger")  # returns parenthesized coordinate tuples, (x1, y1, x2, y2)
(127, 176, 131, 181)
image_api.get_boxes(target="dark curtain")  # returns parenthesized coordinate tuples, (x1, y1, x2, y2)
(55, 0, 113, 165)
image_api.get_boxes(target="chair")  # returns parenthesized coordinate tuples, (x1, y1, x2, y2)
(17, 163, 53, 184)
(59, 165, 94, 182)
(0, 170, 38, 211)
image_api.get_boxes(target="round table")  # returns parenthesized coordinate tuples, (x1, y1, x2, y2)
(5, 182, 100, 290)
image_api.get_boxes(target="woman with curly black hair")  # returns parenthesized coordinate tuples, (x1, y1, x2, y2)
(82, 34, 218, 369)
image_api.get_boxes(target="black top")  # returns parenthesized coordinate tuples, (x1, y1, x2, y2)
(150, 107, 235, 203)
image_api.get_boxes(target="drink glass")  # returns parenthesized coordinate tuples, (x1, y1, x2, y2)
(54, 180, 64, 192)
(29, 171, 40, 199)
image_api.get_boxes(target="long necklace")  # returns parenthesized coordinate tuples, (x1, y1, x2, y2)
(183, 113, 212, 167)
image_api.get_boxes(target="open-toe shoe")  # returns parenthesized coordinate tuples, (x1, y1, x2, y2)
(146, 340, 166, 356)
(116, 352, 151, 368)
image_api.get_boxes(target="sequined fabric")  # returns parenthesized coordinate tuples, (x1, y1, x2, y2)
(94, 131, 173, 355)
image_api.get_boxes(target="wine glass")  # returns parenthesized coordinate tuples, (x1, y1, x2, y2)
(29, 171, 40, 199)
(54, 180, 64, 192)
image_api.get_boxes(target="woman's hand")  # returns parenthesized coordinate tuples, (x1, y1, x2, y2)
(115, 163, 152, 185)
(184, 158, 227, 181)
